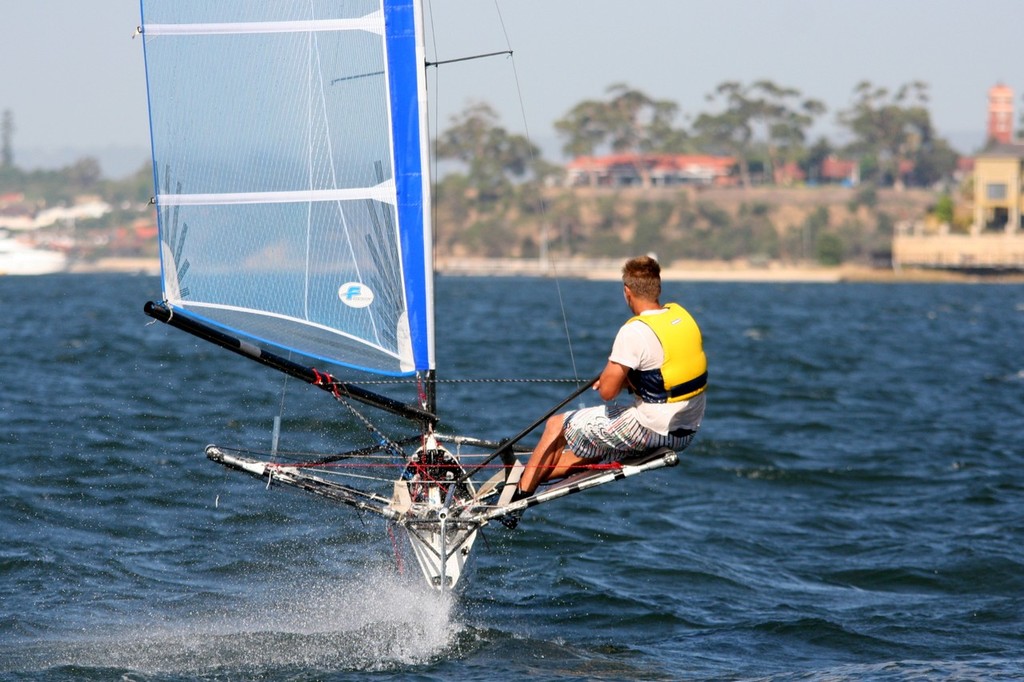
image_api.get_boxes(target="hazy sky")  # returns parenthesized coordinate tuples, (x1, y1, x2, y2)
(3, 1, 1022, 176)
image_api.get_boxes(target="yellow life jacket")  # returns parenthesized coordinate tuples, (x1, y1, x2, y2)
(626, 302, 708, 402)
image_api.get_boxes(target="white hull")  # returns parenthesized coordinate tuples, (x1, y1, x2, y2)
(0, 239, 67, 275)
(389, 444, 480, 590)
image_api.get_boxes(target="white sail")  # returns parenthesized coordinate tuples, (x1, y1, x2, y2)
(141, 1, 433, 376)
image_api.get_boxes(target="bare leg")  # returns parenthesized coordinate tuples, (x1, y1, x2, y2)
(518, 413, 567, 494)
(545, 451, 601, 480)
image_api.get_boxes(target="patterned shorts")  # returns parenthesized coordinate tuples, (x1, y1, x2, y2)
(562, 404, 695, 461)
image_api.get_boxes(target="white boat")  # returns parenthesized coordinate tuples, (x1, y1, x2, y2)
(0, 232, 67, 275)
(137, 0, 678, 592)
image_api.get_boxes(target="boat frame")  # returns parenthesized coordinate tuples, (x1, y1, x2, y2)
(205, 440, 679, 590)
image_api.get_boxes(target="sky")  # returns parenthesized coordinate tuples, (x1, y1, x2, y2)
(3, 0, 1022, 178)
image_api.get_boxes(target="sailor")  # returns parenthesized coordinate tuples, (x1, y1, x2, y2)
(503, 255, 706, 528)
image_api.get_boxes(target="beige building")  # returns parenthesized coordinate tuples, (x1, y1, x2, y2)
(893, 143, 1024, 271)
(972, 143, 1024, 235)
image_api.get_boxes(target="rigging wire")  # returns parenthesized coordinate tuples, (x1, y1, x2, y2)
(251, 4, 593, 483)
(423, 0, 582, 384)
(271, 350, 292, 460)
(491, 0, 581, 383)
(425, 0, 441, 278)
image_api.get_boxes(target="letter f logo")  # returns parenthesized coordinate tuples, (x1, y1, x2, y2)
(338, 282, 375, 308)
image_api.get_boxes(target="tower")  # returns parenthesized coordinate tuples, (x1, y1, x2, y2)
(987, 83, 1014, 145)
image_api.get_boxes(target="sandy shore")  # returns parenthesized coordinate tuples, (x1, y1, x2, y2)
(68, 257, 161, 276)
(437, 257, 1024, 283)
(64, 256, 1023, 283)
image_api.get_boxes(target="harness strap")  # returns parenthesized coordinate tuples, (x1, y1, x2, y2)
(666, 370, 708, 400)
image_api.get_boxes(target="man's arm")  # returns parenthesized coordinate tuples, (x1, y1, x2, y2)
(594, 359, 630, 401)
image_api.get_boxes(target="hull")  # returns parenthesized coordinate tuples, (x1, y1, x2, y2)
(205, 443, 680, 591)
(206, 441, 481, 591)
(0, 239, 67, 275)
(390, 445, 479, 590)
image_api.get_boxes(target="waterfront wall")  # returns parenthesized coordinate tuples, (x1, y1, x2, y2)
(893, 234, 1024, 270)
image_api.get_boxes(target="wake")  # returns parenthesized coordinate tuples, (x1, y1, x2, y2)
(10, 566, 466, 676)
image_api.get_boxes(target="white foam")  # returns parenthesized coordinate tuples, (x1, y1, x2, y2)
(40, 565, 464, 675)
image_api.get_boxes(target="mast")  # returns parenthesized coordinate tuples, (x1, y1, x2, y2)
(421, 369, 437, 419)
(391, 0, 437, 425)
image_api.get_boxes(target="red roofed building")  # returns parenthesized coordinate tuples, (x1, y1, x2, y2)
(820, 155, 860, 186)
(565, 153, 736, 188)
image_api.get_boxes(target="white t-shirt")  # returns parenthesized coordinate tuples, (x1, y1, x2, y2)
(608, 313, 706, 435)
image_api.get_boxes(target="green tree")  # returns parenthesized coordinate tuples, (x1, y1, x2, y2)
(933, 193, 954, 225)
(553, 98, 606, 158)
(1018, 93, 1024, 142)
(553, 83, 686, 184)
(436, 102, 539, 203)
(909, 136, 959, 188)
(434, 173, 473, 252)
(838, 80, 955, 189)
(65, 157, 103, 192)
(692, 80, 824, 187)
(1, 109, 13, 168)
(801, 136, 833, 184)
(816, 232, 844, 265)
(104, 162, 154, 205)
(798, 206, 830, 262)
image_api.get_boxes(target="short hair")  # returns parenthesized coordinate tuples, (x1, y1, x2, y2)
(622, 255, 661, 301)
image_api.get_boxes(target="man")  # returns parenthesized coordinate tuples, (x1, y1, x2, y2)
(502, 255, 706, 527)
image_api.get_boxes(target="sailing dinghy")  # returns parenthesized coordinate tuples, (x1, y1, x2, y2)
(138, 0, 679, 591)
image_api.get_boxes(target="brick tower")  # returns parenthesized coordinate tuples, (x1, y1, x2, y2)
(987, 83, 1014, 145)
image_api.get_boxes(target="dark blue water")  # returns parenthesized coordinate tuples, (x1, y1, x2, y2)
(2, 274, 1023, 680)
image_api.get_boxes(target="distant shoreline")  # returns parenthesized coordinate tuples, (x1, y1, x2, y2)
(68, 257, 161, 276)
(64, 256, 1024, 284)
(436, 257, 1024, 284)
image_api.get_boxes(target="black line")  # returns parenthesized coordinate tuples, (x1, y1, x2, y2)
(426, 50, 512, 67)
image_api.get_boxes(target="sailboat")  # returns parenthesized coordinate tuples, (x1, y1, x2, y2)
(138, 0, 680, 591)
(0, 231, 67, 276)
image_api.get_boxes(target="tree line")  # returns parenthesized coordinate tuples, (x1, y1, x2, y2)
(3, 78, 959, 205)
(1, 79, 962, 265)
(439, 79, 961, 196)
(433, 79, 963, 265)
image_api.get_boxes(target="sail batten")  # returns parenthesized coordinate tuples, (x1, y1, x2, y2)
(155, 182, 397, 207)
(143, 14, 385, 37)
(141, 0, 433, 376)
(170, 301, 407, 364)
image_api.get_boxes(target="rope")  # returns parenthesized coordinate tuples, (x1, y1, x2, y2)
(309, 370, 410, 465)
(318, 377, 587, 386)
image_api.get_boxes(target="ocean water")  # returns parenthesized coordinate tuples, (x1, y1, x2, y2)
(1, 273, 1023, 681)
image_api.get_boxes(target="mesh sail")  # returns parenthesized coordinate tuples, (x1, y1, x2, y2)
(140, 0, 433, 375)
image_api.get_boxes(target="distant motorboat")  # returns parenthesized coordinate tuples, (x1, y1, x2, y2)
(0, 233, 67, 275)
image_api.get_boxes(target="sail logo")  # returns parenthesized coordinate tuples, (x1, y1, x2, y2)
(338, 282, 375, 308)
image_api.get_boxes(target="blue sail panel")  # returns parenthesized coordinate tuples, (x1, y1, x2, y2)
(140, 0, 433, 376)
(384, 0, 434, 376)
